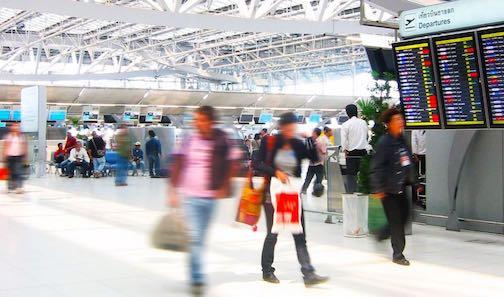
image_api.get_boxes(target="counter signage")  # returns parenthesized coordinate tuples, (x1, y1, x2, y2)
(400, 0, 504, 38)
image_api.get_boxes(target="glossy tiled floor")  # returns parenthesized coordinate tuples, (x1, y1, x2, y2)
(0, 175, 503, 296)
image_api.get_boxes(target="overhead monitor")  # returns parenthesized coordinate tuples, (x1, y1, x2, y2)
(0, 108, 10, 121)
(11, 110, 20, 122)
(433, 32, 487, 128)
(393, 39, 441, 129)
(258, 111, 274, 124)
(478, 27, 504, 127)
(123, 106, 140, 121)
(365, 47, 396, 78)
(239, 113, 254, 124)
(296, 114, 305, 124)
(308, 113, 321, 123)
(146, 106, 163, 122)
(160, 115, 171, 124)
(103, 114, 117, 123)
(139, 115, 146, 123)
(82, 106, 99, 121)
(48, 106, 67, 122)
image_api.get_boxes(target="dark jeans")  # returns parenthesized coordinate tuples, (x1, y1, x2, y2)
(148, 154, 160, 176)
(301, 164, 324, 193)
(7, 156, 24, 190)
(379, 193, 411, 260)
(261, 201, 315, 276)
(67, 161, 90, 177)
(345, 149, 367, 193)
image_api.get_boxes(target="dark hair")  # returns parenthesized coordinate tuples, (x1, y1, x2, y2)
(381, 108, 403, 124)
(254, 133, 261, 140)
(278, 112, 298, 126)
(195, 105, 218, 122)
(57, 142, 63, 146)
(148, 130, 156, 137)
(261, 128, 268, 133)
(323, 126, 331, 133)
(313, 128, 322, 136)
(345, 104, 358, 118)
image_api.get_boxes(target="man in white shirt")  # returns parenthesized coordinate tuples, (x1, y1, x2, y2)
(411, 130, 426, 176)
(67, 141, 91, 178)
(341, 104, 369, 193)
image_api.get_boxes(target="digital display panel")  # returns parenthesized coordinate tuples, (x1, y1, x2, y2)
(0, 110, 11, 121)
(393, 39, 441, 129)
(478, 27, 504, 127)
(48, 110, 66, 121)
(11, 110, 20, 121)
(239, 114, 254, 124)
(258, 113, 273, 124)
(433, 33, 487, 128)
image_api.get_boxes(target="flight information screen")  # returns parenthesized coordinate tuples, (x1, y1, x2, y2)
(433, 33, 487, 128)
(478, 27, 504, 127)
(393, 39, 441, 129)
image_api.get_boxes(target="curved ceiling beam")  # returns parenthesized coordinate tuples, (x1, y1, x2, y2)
(0, 0, 393, 35)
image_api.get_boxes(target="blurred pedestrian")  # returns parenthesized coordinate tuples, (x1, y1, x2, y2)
(254, 112, 329, 287)
(88, 131, 106, 178)
(115, 126, 131, 186)
(301, 127, 327, 195)
(53, 142, 65, 164)
(371, 108, 415, 266)
(323, 126, 334, 146)
(341, 104, 369, 193)
(146, 130, 162, 178)
(169, 106, 240, 295)
(3, 123, 27, 194)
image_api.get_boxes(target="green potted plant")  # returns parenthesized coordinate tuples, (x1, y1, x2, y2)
(357, 71, 395, 234)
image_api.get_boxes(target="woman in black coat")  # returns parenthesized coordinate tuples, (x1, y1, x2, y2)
(254, 112, 329, 287)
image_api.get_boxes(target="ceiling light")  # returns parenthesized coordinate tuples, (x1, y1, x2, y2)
(257, 95, 264, 102)
(307, 95, 316, 103)
(78, 88, 86, 97)
(143, 90, 150, 98)
(202, 93, 210, 100)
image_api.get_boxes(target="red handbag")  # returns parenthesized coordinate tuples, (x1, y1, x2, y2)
(0, 168, 9, 180)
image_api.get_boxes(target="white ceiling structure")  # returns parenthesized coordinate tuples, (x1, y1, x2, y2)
(0, 0, 449, 113)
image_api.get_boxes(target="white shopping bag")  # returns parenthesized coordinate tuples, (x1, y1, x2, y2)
(270, 177, 303, 234)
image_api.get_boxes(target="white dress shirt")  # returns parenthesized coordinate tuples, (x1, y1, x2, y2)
(412, 130, 427, 155)
(341, 116, 369, 152)
(68, 148, 90, 163)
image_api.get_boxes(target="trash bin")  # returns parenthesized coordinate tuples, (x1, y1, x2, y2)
(343, 193, 369, 237)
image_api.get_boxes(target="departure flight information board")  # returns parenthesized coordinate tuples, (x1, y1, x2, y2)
(433, 33, 487, 128)
(393, 39, 441, 129)
(478, 27, 504, 127)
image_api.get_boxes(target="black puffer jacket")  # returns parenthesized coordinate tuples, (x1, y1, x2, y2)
(371, 133, 416, 195)
(253, 134, 318, 179)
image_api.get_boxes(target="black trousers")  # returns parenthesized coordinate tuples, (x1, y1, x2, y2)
(261, 201, 315, 276)
(345, 149, 367, 193)
(379, 193, 411, 260)
(301, 164, 324, 192)
(7, 156, 24, 190)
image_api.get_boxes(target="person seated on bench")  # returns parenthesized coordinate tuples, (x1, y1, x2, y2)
(131, 142, 145, 176)
(67, 141, 91, 178)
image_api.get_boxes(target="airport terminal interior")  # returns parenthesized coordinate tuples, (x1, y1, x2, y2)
(0, 0, 503, 296)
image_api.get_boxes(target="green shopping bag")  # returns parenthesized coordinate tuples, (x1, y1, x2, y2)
(368, 197, 387, 234)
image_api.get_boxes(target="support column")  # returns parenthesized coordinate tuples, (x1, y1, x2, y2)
(20, 85, 46, 178)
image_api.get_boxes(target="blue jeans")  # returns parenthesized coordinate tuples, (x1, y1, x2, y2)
(148, 154, 160, 176)
(115, 156, 128, 185)
(132, 160, 145, 173)
(59, 159, 71, 174)
(184, 197, 216, 284)
(93, 157, 106, 173)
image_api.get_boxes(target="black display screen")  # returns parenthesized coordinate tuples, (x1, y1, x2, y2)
(478, 27, 504, 127)
(393, 39, 441, 129)
(433, 33, 487, 128)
